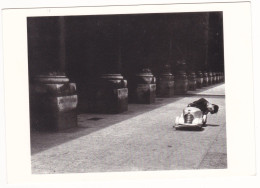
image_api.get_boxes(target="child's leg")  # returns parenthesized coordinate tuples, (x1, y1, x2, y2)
(202, 114, 207, 125)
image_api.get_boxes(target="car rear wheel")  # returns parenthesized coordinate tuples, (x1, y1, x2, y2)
(202, 115, 207, 126)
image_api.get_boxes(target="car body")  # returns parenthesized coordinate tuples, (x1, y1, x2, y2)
(175, 107, 206, 129)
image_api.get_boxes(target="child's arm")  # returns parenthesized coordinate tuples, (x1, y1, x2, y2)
(188, 98, 209, 114)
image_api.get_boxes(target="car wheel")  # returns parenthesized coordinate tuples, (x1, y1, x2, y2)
(202, 115, 207, 125)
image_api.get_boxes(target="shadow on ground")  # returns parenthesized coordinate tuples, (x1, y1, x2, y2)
(175, 127, 205, 131)
(206, 124, 220, 127)
(30, 83, 225, 155)
(31, 96, 184, 154)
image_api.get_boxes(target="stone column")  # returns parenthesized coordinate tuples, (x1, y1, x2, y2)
(196, 71, 204, 88)
(28, 16, 78, 131)
(121, 14, 160, 104)
(77, 16, 128, 113)
(154, 15, 175, 98)
(207, 12, 224, 81)
(174, 61, 188, 94)
(156, 64, 174, 97)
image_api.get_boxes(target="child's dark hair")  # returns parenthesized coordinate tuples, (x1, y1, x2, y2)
(211, 104, 219, 114)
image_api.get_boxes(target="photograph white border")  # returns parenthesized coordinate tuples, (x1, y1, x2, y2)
(2, 0, 255, 185)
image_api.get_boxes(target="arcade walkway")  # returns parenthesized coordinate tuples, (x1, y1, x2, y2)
(31, 83, 226, 173)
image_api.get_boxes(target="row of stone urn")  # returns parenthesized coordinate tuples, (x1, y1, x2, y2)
(129, 68, 225, 104)
(30, 69, 225, 132)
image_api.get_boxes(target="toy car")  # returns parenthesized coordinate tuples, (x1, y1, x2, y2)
(174, 106, 207, 129)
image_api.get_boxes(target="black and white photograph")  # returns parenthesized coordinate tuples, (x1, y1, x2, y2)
(28, 11, 226, 173)
(1, 0, 257, 186)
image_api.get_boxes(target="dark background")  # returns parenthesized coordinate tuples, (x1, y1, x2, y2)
(27, 12, 224, 84)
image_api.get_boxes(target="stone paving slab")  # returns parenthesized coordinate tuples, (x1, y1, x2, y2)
(198, 125, 227, 169)
(31, 84, 226, 174)
(187, 83, 225, 96)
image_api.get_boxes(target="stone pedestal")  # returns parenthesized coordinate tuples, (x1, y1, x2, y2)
(134, 84, 156, 104)
(212, 72, 217, 84)
(28, 17, 79, 132)
(30, 74, 78, 131)
(156, 73, 174, 97)
(188, 72, 197, 91)
(218, 72, 221, 82)
(215, 72, 219, 83)
(156, 65, 174, 97)
(80, 74, 128, 114)
(196, 71, 204, 88)
(221, 72, 225, 82)
(174, 71, 188, 94)
(208, 72, 213, 85)
(203, 72, 209, 87)
(220, 72, 223, 82)
(129, 69, 156, 104)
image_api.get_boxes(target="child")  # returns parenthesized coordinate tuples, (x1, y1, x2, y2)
(187, 98, 219, 125)
(188, 98, 219, 115)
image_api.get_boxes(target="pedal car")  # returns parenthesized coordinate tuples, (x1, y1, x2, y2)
(175, 107, 206, 129)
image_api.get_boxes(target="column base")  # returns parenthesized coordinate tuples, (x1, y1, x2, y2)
(188, 72, 197, 91)
(30, 76, 78, 132)
(157, 81, 174, 97)
(209, 78, 213, 85)
(216, 73, 220, 83)
(203, 79, 209, 86)
(174, 70, 188, 94)
(80, 87, 128, 114)
(174, 79, 188, 94)
(196, 78, 203, 88)
(30, 101, 77, 132)
(212, 73, 217, 84)
(156, 65, 174, 98)
(131, 84, 156, 104)
(128, 68, 156, 104)
(79, 74, 128, 114)
(188, 80, 197, 91)
(208, 72, 213, 85)
(196, 71, 203, 89)
(203, 72, 209, 87)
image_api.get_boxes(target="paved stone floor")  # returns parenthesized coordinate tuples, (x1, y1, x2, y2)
(31, 83, 226, 174)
